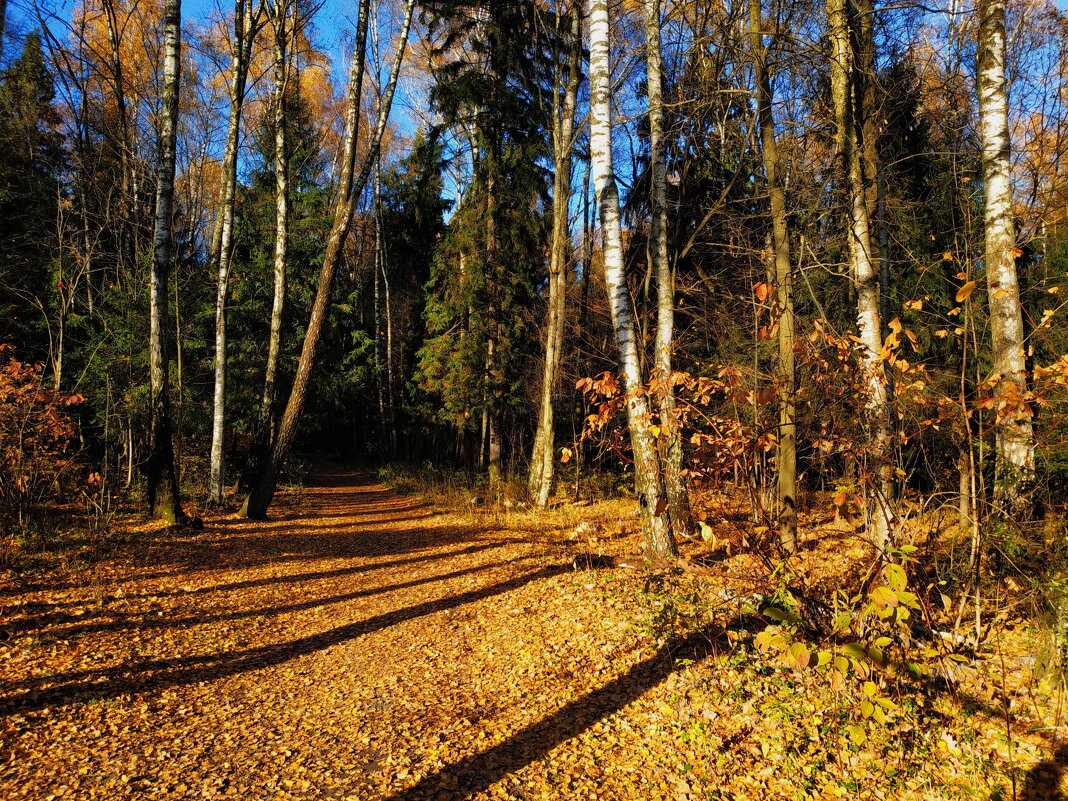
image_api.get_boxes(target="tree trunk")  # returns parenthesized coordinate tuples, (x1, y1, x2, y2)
(828, 0, 891, 551)
(240, 2, 290, 495)
(380, 187, 397, 458)
(749, 0, 796, 554)
(529, 2, 581, 508)
(645, 0, 692, 538)
(374, 189, 385, 450)
(590, 0, 677, 560)
(976, 0, 1035, 506)
(145, 0, 184, 524)
(240, 0, 415, 518)
(208, 0, 255, 506)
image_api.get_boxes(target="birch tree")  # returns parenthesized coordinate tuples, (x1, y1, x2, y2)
(146, 0, 184, 523)
(529, 1, 581, 508)
(240, 0, 415, 519)
(208, 0, 260, 505)
(644, 0, 691, 537)
(240, 0, 305, 495)
(589, 0, 677, 560)
(976, 0, 1035, 506)
(827, 0, 892, 550)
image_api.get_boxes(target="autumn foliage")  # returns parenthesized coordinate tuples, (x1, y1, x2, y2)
(0, 345, 83, 547)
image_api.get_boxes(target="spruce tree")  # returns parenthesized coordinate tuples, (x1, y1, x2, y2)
(0, 33, 63, 355)
(416, 0, 551, 480)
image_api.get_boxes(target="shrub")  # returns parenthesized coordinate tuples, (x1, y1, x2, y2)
(0, 345, 82, 549)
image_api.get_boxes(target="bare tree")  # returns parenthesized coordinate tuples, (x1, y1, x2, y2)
(589, 0, 677, 560)
(208, 0, 261, 505)
(645, 0, 692, 537)
(827, 0, 891, 550)
(239, 0, 302, 496)
(749, 0, 796, 554)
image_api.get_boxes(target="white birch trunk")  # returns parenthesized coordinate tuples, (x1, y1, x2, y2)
(977, 0, 1035, 503)
(645, 0, 692, 537)
(146, 0, 183, 523)
(590, 0, 677, 560)
(240, 2, 290, 495)
(209, 0, 255, 505)
(263, 8, 289, 427)
(828, 0, 892, 551)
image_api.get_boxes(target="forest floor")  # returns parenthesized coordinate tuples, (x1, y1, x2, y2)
(0, 462, 1065, 800)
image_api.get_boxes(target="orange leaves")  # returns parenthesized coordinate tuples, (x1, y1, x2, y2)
(955, 280, 976, 302)
(0, 348, 84, 533)
(576, 371, 620, 399)
(752, 386, 777, 406)
(73, 0, 166, 113)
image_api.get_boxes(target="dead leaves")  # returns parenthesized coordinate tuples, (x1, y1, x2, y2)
(0, 467, 1055, 801)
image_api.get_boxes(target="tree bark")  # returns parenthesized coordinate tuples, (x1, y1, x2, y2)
(827, 0, 891, 551)
(145, 0, 184, 524)
(749, 0, 796, 554)
(379, 181, 397, 457)
(590, 0, 677, 560)
(240, 0, 415, 518)
(976, 0, 1035, 506)
(208, 0, 256, 505)
(645, 0, 692, 538)
(240, 0, 292, 495)
(529, 2, 581, 508)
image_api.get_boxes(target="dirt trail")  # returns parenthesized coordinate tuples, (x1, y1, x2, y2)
(1, 466, 1054, 800)
(0, 465, 681, 800)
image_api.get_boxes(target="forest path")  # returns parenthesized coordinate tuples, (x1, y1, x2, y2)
(0, 463, 690, 800)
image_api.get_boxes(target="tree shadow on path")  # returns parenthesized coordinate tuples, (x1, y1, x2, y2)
(1, 556, 533, 677)
(382, 621, 747, 801)
(0, 564, 568, 716)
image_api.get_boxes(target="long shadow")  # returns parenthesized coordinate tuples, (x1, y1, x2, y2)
(0, 470, 439, 597)
(0, 564, 568, 716)
(131, 523, 518, 576)
(196, 514, 443, 537)
(204, 510, 433, 530)
(0, 542, 515, 637)
(3, 556, 528, 654)
(380, 622, 741, 801)
(1020, 743, 1067, 800)
(144, 541, 511, 598)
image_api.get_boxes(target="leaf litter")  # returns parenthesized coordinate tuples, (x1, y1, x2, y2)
(0, 464, 1063, 799)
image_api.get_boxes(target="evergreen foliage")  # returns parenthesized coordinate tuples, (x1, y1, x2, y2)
(0, 33, 63, 357)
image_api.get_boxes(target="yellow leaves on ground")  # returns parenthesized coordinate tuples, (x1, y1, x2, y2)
(0, 467, 1059, 800)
